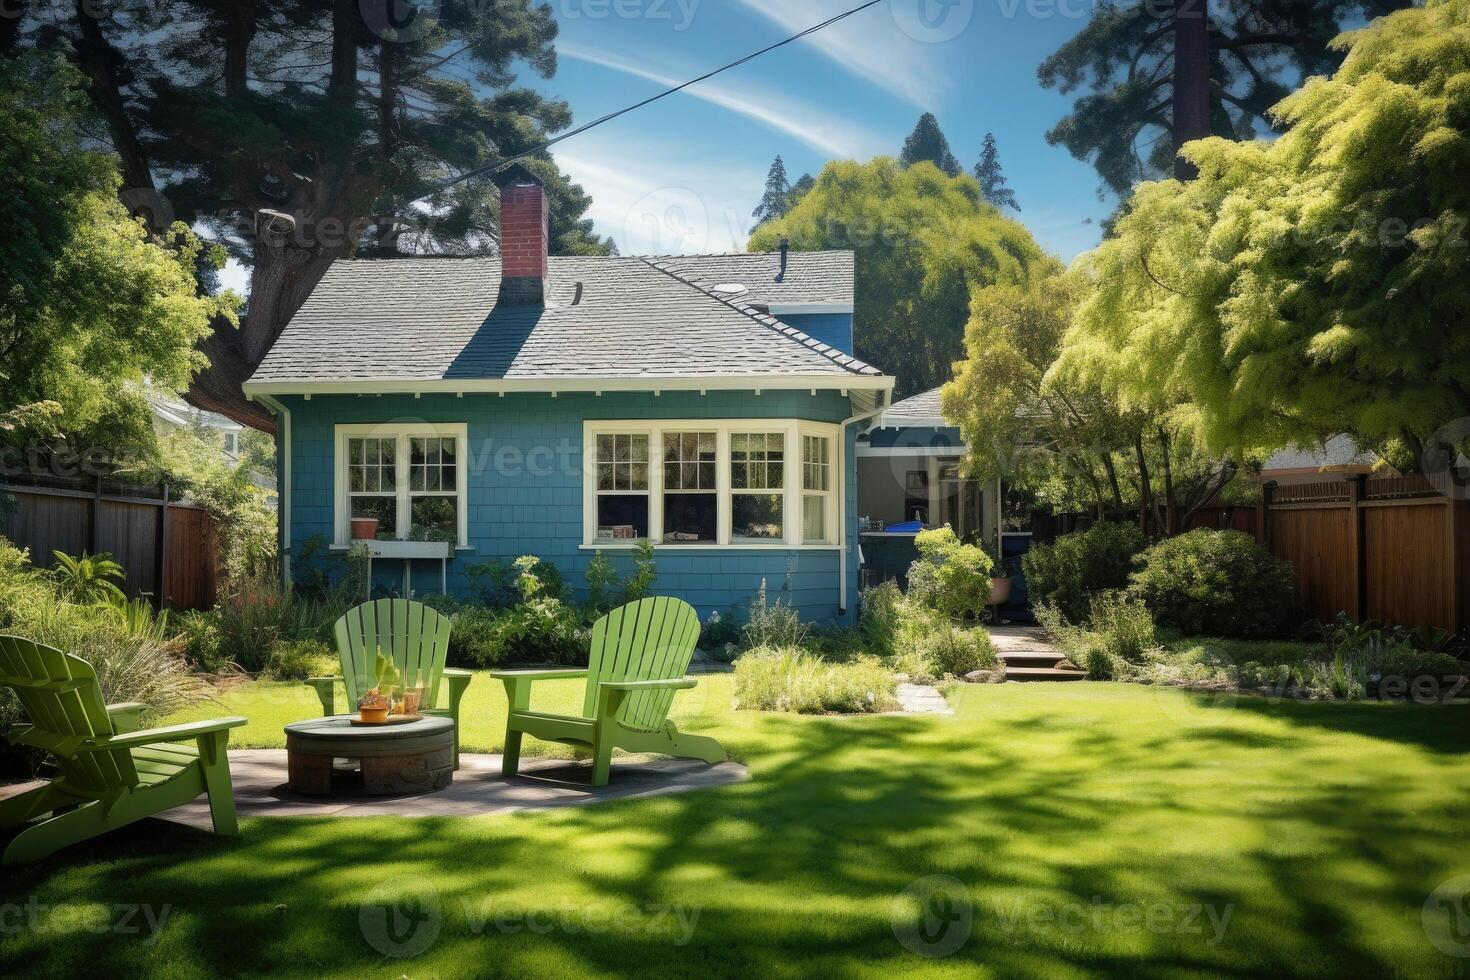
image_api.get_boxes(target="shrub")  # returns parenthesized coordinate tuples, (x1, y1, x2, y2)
(1130, 530, 1296, 638)
(48, 550, 127, 604)
(906, 527, 994, 620)
(173, 609, 227, 672)
(806, 625, 868, 662)
(859, 581, 903, 659)
(1088, 591, 1157, 664)
(733, 647, 899, 714)
(742, 578, 810, 650)
(895, 605, 998, 679)
(215, 581, 345, 672)
(265, 639, 338, 680)
(453, 602, 587, 668)
(584, 541, 659, 614)
(1023, 522, 1146, 623)
(698, 610, 742, 651)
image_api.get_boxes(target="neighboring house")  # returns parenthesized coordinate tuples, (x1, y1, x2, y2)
(149, 391, 278, 499)
(242, 166, 891, 623)
(855, 386, 1032, 616)
(1253, 435, 1393, 486)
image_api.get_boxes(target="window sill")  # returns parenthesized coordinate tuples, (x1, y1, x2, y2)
(579, 543, 841, 552)
(330, 541, 469, 559)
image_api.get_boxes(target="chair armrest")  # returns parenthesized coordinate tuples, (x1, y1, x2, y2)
(85, 717, 248, 752)
(105, 702, 149, 734)
(441, 668, 472, 714)
(598, 678, 697, 692)
(490, 669, 588, 681)
(305, 676, 341, 716)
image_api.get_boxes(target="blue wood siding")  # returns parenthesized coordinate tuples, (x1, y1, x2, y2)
(781, 312, 852, 355)
(281, 390, 860, 624)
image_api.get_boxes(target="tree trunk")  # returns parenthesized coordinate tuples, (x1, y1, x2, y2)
(1102, 453, 1125, 516)
(1172, 0, 1211, 180)
(72, 2, 155, 198)
(1, 1, 23, 55)
(223, 2, 258, 95)
(1135, 432, 1153, 536)
(1159, 428, 1177, 535)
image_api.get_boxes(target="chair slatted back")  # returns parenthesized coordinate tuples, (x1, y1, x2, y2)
(334, 600, 451, 705)
(0, 635, 138, 794)
(583, 597, 701, 732)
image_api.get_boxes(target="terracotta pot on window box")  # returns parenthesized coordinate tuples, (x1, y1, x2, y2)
(350, 517, 380, 540)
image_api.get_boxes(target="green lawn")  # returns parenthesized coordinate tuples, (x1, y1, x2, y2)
(5, 678, 1470, 978)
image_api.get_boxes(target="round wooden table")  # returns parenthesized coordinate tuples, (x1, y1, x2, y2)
(284, 715, 455, 796)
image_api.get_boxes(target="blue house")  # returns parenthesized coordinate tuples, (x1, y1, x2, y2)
(243, 167, 893, 623)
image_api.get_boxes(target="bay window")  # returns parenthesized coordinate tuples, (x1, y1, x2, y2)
(336, 424, 467, 547)
(583, 420, 841, 548)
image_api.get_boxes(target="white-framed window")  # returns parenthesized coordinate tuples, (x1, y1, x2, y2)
(592, 432, 651, 542)
(802, 433, 835, 544)
(582, 419, 841, 548)
(335, 423, 468, 546)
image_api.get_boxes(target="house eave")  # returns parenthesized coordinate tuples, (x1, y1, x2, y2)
(242, 374, 893, 398)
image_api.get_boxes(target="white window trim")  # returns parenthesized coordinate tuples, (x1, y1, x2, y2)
(583, 418, 842, 549)
(801, 430, 838, 545)
(334, 422, 469, 548)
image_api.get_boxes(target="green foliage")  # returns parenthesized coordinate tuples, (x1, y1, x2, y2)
(451, 602, 587, 669)
(1131, 530, 1297, 638)
(265, 639, 337, 681)
(741, 578, 811, 651)
(0, 53, 234, 449)
(1022, 522, 1147, 623)
(1059, 0, 1470, 461)
(584, 542, 659, 614)
(974, 133, 1020, 211)
(858, 582, 904, 659)
(895, 606, 999, 681)
(752, 154, 793, 227)
(906, 527, 995, 620)
(750, 157, 1049, 397)
(48, 551, 127, 605)
(1036, 0, 1407, 194)
(215, 582, 348, 672)
(174, 609, 225, 672)
(733, 647, 900, 714)
(698, 610, 743, 653)
(1087, 591, 1158, 664)
(899, 113, 962, 177)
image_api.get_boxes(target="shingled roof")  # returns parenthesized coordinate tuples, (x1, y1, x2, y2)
(654, 251, 853, 307)
(246, 253, 880, 388)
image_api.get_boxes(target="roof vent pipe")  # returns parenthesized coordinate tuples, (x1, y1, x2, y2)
(777, 236, 789, 282)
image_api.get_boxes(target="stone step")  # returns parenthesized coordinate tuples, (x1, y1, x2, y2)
(1003, 666, 1088, 682)
(998, 651, 1069, 668)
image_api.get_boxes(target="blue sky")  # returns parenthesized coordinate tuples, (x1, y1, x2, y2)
(532, 0, 1113, 261)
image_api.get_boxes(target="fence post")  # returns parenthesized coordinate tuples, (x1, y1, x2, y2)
(89, 473, 103, 555)
(1258, 482, 1274, 550)
(1351, 474, 1368, 622)
(155, 483, 170, 609)
(1445, 489, 1461, 633)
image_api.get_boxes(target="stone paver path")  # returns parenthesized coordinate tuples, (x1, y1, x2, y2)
(0, 752, 748, 832)
(897, 683, 954, 716)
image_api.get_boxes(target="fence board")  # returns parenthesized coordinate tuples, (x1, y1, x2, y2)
(1270, 506, 1358, 625)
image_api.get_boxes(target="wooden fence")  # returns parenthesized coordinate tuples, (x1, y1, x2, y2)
(0, 475, 220, 610)
(1193, 474, 1470, 632)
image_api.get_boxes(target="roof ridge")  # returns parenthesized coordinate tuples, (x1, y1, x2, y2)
(639, 257, 880, 378)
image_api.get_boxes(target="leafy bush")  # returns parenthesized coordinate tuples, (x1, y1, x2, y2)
(215, 581, 346, 672)
(1023, 522, 1146, 623)
(265, 639, 338, 680)
(1130, 530, 1296, 638)
(733, 647, 899, 714)
(894, 605, 997, 680)
(450, 562, 589, 668)
(806, 625, 868, 662)
(584, 541, 659, 614)
(906, 527, 994, 620)
(1088, 591, 1157, 664)
(173, 609, 226, 672)
(48, 550, 128, 604)
(859, 582, 903, 659)
(698, 610, 742, 652)
(742, 578, 810, 650)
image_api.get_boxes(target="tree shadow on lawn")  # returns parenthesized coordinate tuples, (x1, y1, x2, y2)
(4, 702, 1470, 978)
(1178, 687, 1470, 755)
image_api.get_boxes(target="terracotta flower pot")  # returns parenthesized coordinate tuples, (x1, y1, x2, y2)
(988, 576, 1013, 606)
(358, 693, 392, 723)
(350, 517, 380, 540)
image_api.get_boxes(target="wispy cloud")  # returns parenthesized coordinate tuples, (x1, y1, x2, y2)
(556, 137, 765, 256)
(733, 0, 947, 108)
(559, 43, 881, 159)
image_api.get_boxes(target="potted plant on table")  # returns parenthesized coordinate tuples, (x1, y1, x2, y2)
(357, 651, 400, 723)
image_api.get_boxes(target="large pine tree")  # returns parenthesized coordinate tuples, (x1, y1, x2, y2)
(752, 155, 793, 228)
(899, 113, 962, 177)
(5, 0, 613, 430)
(974, 133, 1019, 211)
(1038, 0, 1412, 194)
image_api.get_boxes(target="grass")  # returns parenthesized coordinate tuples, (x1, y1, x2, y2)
(5, 679, 1470, 977)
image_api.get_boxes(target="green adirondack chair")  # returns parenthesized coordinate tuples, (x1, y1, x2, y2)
(0, 635, 246, 866)
(492, 596, 725, 787)
(307, 599, 471, 767)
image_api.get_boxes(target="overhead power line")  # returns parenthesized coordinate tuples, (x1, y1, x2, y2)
(414, 0, 887, 204)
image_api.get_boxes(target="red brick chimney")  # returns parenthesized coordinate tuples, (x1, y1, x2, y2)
(493, 164, 549, 305)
